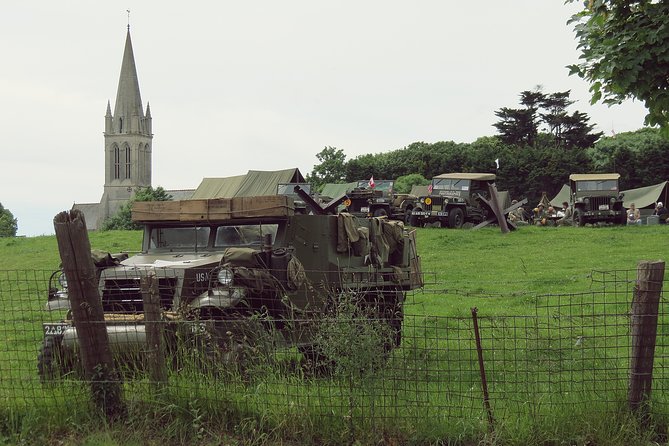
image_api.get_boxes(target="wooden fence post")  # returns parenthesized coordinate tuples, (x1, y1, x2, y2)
(629, 260, 665, 418)
(141, 271, 168, 389)
(53, 210, 125, 419)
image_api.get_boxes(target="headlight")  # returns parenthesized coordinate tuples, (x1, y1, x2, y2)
(58, 271, 68, 289)
(610, 197, 616, 205)
(584, 198, 590, 205)
(217, 268, 234, 286)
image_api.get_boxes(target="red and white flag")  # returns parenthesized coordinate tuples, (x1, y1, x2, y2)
(427, 183, 433, 194)
(369, 176, 375, 188)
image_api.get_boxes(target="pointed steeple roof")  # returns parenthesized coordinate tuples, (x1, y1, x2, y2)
(113, 29, 144, 121)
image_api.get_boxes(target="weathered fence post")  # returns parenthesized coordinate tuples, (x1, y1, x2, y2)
(53, 210, 125, 419)
(629, 260, 665, 418)
(471, 307, 495, 432)
(487, 183, 510, 234)
(141, 270, 167, 389)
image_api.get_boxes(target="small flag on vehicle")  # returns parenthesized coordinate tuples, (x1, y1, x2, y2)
(427, 183, 433, 194)
(369, 176, 375, 188)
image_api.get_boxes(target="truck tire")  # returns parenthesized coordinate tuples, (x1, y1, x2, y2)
(448, 208, 464, 229)
(403, 207, 413, 225)
(409, 210, 421, 227)
(37, 336, 72, 381)
(573, 209, 585, 227)
(373, 208, 388, 217)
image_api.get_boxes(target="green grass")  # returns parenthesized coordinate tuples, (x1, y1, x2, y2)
(0, 225, 668, 445)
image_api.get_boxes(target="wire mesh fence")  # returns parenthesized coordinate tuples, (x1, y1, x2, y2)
(0, 267, 667, 433)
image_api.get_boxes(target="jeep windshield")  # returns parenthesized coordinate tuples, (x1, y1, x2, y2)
(356, 180, 393, 193)
(148, 223, 279, 250)
(432, 178, 470, 191)
(575, 180, 618, 192)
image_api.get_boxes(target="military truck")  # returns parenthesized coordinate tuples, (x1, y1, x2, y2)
(343, 180, 416, 222)
(570, 173, 626, 226)
(409, 173, 496, 228)
(39, 195, 422, 379)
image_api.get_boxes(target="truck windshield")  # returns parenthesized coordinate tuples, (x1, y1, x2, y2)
(214, 224, 278, 247)
(575, 180, 618, 192)
(149, 227, 210, 250)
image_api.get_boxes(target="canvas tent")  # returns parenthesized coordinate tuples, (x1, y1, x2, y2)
(549, 185, 570, 207)
(320, 182, 357, 200)
(190, 168, 305, 199)
(549, 181, 669, 211)
(621, 181, 669, 209)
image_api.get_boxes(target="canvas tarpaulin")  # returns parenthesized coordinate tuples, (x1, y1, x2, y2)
(548, 181, 669, 210)
(190, 168, 305, 199)
(621, 181, 669, 209)
(549, 184, 570, 207)
(321, 182, 357, 200)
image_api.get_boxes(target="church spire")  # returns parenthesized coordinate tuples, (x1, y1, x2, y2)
(113, 29, 144, 132)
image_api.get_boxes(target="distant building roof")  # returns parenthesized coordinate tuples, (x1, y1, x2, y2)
(71, 203, 101, 230)
(166, 189, 196, 201)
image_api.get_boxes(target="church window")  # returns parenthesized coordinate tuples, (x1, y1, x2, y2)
(119, 117, 123, 133)
(124, 145, 131, 179)
(113, 146, 120, 179)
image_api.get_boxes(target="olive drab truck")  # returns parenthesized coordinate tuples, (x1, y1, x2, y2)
(39, 194, 422, 379)
(409, 173, 496, 228)
(570, 173, 626, 226)
(342, 180, 416, 223)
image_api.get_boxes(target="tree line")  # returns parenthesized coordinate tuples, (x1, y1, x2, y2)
(306, 89, 669, 207)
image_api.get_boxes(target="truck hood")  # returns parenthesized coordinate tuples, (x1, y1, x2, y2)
(120, 253, 226, 269)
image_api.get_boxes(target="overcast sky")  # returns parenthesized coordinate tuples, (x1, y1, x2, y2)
(1, 1, 649, 236)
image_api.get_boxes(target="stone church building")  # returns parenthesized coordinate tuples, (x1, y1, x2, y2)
(73, 29, 193, 230)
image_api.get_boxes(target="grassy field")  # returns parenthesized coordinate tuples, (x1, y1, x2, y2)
(0, 224, 668, 445)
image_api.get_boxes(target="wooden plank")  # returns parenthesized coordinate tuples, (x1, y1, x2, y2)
(132, 201, 180, 221)
(179, 199, 210, 221)
(207, 198, 233, 220)
(231, 196, 294, 218)
(134, 196, 293, 222)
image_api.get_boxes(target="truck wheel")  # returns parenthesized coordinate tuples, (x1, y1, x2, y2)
(573, 209, 585, 227)
(448, 208, 464, 229)
(403, 207, 413, 225)
(373, 208, 388, 217)
(37, 336, 70, 381)
(409, 210, 421, 227)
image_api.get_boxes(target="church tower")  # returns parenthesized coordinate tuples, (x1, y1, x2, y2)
(100, 28, 152, 222)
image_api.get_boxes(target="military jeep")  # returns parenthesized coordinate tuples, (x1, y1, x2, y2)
(39, 195, 422, 379)
(570, 173, 625, 226)
(343, 180, 416, 223)
(409, 173, 495, 228)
